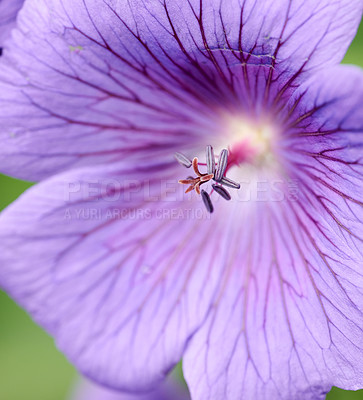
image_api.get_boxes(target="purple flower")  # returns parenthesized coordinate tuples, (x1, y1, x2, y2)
(0, 0, 362, 399)
(70, 377, 190, 400)
(0, 0, 24, 47)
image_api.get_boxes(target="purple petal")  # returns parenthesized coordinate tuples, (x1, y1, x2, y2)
(183, 66, 363, 399)
(70, 377, 190, 400)
(0, 161, 226, 391)
(0, 0, 361, 180)
(0, 0, 223, 180)
(0, 0, 23, 46)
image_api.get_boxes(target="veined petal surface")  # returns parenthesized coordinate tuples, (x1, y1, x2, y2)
(0, 0, 361, 180)
(183, 66, 363, 399)
(0, 161, 228, 390)
(0, 0, 362, 398)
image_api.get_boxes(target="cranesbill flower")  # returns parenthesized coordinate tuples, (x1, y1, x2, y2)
(0, 0, 362, 399)
(0, 0, 24, 47)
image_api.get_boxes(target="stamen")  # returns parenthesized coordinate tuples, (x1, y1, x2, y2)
(176, 146, 241, 212)
(174, 152, 192, 168)
(220, 176, 241, 189)
(201, 190, 214, 213)
(212, 184, 231, 201)
(206, 145, 215, 174)
(214, 149, 228, 182)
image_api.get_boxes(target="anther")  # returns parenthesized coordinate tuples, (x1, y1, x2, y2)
(212, 184, 231, 201)
(214, 149, 228, 182)
(174, 152, 192, 168)
(220, 176, 241, 189)
(206, 145, 215, 174)
(201, 190, 214, 213)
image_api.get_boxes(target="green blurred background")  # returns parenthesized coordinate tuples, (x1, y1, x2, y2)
(0, 21, 363, 400)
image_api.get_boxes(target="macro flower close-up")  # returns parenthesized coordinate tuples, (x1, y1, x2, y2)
(0, 0, 362, 399)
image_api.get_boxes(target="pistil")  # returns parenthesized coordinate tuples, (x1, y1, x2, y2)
(175, 146, 241, 213)
(178, 157, 214, 194)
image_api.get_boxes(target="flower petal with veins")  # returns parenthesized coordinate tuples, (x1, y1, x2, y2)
(0, 1, 362, 399)
(0, 0, 361, 180)
(183, 65, 363, 400)
(0, 161, 228, 391)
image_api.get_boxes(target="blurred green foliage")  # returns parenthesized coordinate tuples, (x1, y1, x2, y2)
(0, 19, 363, 400)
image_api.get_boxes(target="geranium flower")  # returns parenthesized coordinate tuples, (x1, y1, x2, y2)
(0, 0, 24, 47)
(0, 0, 362, 399)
